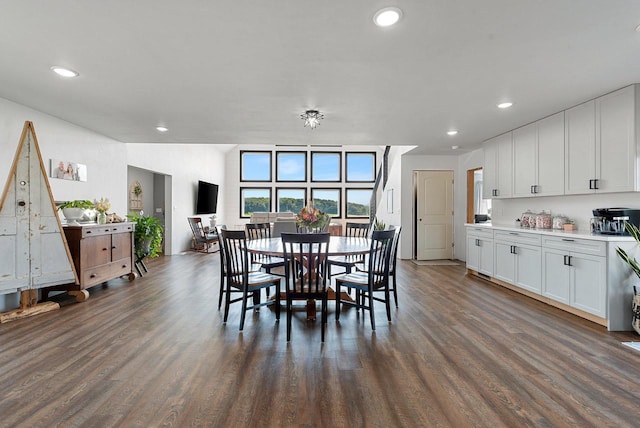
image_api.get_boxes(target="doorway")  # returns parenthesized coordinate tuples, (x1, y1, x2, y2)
(466, 168, 491, 224)
(414, 170, 454, 260)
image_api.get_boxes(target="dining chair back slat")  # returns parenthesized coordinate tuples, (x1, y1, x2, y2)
(281, 232, 331, 341)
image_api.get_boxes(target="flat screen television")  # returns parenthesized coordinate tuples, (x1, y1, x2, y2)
(195, 180, 219, 214)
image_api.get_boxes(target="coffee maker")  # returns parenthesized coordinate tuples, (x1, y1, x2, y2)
(591, 208, 640, 235)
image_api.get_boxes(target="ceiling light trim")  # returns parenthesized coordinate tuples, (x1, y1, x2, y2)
(50, 66, 79, 78)
(373, 7, 403, 27)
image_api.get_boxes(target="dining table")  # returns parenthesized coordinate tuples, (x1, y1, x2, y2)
(246, 235, 371, 320)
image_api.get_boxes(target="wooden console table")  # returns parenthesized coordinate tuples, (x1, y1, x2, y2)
(42, 222, 136, 302)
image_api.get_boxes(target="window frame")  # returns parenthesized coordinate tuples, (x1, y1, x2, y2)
(240, 150, 272, 182)
(345, 151, 376, 183)
(345, 187, 373, 218)
(239, 187, 272, 218)
(275, 151, 307, 182)
(275, 187, 307, 213)
(310, 187, 342, 219)
(310, 151, 342, 182)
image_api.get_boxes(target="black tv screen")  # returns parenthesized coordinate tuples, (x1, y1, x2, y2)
(196, 180, 219, 214)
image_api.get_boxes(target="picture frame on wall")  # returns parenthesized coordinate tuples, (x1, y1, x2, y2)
(50, 159, 87, 182)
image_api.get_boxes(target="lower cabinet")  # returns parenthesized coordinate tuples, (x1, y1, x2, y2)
(494, 231, 542, 294)
(466, 226, 627, 330)
(542, 247, 606, 318)
(466, 228, 494, 277)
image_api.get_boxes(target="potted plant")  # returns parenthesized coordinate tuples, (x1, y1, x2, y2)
(127, 212, 164, 258)
(57, 199, 94, 225)
(616, 222, 640, 334)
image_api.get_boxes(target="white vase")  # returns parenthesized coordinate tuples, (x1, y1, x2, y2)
(97, 212, 107, 224)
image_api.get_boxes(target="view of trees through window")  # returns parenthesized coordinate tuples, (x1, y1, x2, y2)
(240, 150, 375, 218)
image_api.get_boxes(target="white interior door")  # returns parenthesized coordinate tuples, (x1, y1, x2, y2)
(415, 170, 454, 260)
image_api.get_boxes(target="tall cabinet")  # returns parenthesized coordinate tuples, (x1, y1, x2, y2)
(513, 112, 565, 197)
(565, 85, 638, 194)
(482, 132, 512, 199)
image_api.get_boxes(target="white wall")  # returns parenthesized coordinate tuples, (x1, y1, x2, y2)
(125, 143, 226, 254)
(223, 145, 387, 230)
(399, 153, 460, 260)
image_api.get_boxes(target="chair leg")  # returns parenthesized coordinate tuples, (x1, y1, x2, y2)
(369, 290, 376, 330)
(240, 290, 248, 330)
(385, 287, 392, 322)
(223, 286, 231, 322)
(218, 275, 225, 310)
(286, 297, 293, 341)
(321, 297, 327, 342)
(335, 281, 341, 320)
(392, 273, 398, 307)
(275, 281, 281, 321)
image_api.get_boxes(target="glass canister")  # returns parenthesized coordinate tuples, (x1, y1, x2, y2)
(552, 215, 567, 230)
(521, 210, 534, 228)
(535, 211, 552, 229)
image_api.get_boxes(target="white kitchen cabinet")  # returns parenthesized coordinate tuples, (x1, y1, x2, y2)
(541, 236, 607, 318)
(483, 132, 512, 199)
(513, 112, 565, 198)
(466, 227, 494, 277)
(565, 85, 638, 194)
(494, 231, 541, 294)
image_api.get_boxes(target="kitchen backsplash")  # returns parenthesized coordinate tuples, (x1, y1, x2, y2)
(490, 192, 640, 231)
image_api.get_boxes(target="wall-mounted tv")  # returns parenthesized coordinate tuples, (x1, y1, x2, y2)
(195, 180, 219, 214)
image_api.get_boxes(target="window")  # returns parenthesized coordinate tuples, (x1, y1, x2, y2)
(345, 188, 372, 218)
(311, 188, 341, 218)
(240, 188, 271, 218)
(276, 188, 306, 213)
(346, 152, 376, 182)
(241, 151, 272, 182)
(311, 152, 341, 182)
(276, 151, 307, 182)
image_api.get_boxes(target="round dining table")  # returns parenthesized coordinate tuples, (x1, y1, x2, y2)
(246, 236, 372, 320)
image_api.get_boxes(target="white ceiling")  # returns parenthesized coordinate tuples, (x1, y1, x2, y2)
(1, 1, 639, 155)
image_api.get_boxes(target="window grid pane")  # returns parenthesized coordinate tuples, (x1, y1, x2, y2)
(345, 188, 372, 218)
(311, 188, 341, 218)
(346, 152, 376, 182)
(276, 151, 307, 182)
(240, 188, 271, 218)
(276, 188, 307, 213)
(241, 151, 272, 182)
(311, 152, 341, 182)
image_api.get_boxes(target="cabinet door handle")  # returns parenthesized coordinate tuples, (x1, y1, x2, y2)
(593, 179, 599, 190)
(102, 247, 108, 251)
(112, 246, 117, 249)
(563, 255, 573, 266)
(475, 239, 480, 246)
(567, 255, 572, 266)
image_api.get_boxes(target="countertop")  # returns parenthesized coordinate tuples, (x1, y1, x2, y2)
(464, 223, 636, 242)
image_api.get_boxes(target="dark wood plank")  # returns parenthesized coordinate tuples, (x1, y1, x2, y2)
(0, 254, 638, 427)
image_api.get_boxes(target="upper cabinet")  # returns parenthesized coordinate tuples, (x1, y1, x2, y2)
(483, 132, 512, 199)
(484, 84, 640, 200)
(513, 112, 565, 197)
(565, 85, 638, 194)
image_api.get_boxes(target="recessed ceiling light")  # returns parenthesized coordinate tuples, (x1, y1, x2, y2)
(50, 66, 79, 78)
(373, 7, 402, 27)
(497, 102, 513, 109)
(156, 126, 168, 132)
(451, 145, 459, 150)
(447, 130, 458, 136)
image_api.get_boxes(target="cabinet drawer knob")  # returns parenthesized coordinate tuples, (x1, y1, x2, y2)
(86, 230, 92, 234)
(90, 274, 97, 278)
(102, 247, 108, 251)
(122, 264, 127, 269)
(112, 246, 117, 249)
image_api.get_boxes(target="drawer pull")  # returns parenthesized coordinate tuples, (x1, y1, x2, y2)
(122, 264, 127, 268)
(561, 239, 575, 242)
(112, 246, 117, 249)
(102, 247, 108, 251)
(90, 274, 97, 278)
(104, 229, 110, 232)
(86, 230, 92, 234)
(509, 232, 518, 235)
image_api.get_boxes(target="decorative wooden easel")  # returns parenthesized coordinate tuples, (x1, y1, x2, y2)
(0, 121, 78, 322)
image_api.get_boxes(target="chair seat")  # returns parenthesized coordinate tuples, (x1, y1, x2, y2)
(334, 272, 386, 290)
(230, 271, 281, 288)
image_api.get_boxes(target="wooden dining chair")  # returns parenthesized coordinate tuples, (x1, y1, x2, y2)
(220, 229, 281, 330)
(334, 229, 395, 330)
(246, 222, 286, 277)
(357, 226, 402, 307)
(326, 222, 370, 280)
(281, 232, 331, 342)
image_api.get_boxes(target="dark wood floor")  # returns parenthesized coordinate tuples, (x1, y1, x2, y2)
(1, 253, 639, 427)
